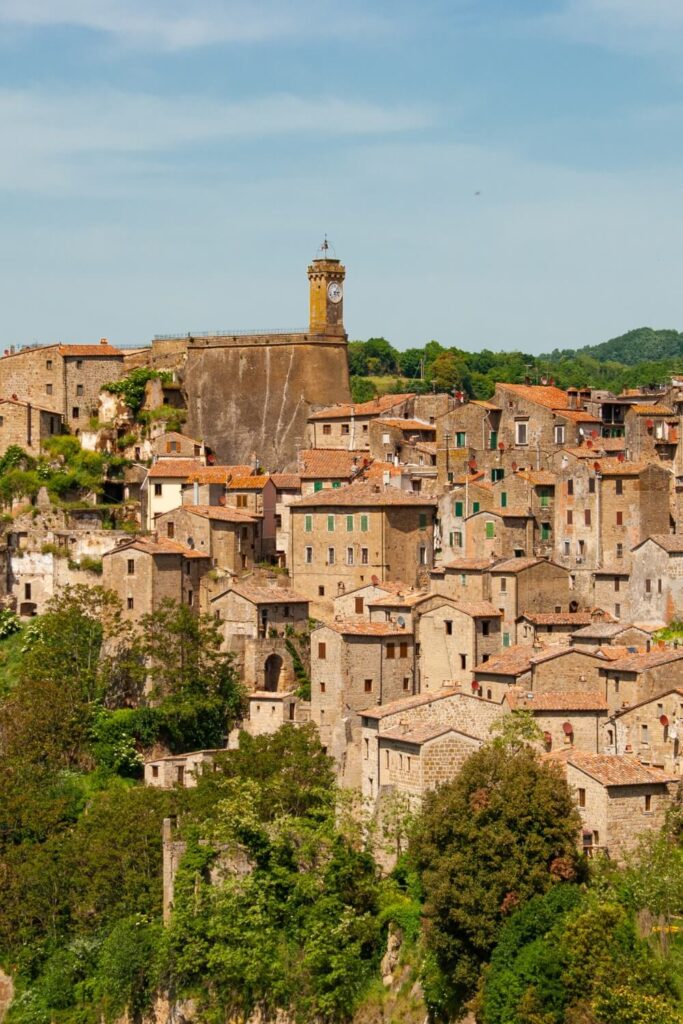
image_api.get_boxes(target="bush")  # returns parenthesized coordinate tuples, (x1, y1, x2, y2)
(0, 608, 21, 639)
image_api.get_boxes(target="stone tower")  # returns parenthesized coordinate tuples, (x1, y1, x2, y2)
(308, 245, 346, 336)
(178, 248, 351, 470)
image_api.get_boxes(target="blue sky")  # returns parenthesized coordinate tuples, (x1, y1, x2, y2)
(1, 0, 682, 354)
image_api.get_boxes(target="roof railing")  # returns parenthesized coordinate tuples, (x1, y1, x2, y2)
(153, 327, 308, 340)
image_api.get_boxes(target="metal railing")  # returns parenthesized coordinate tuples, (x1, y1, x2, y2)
(153, 328, 308, 340)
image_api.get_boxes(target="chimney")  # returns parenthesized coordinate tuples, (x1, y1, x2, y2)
(100, 337, 108, 345)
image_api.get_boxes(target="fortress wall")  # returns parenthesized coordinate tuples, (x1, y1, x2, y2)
(183, 333, 350, 469)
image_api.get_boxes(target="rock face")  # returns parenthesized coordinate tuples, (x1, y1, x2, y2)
(0, 971, 13, 1023)
(183, 333, 350, 470)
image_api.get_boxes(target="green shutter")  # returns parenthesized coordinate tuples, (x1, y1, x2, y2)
(456, 431, 466, 447)
(304, 514, 312, 533)
(313, 481, 323, 492)
(503, 632, 510, 648)
(540, 493, 549, 508)
(455, 501, 463, 517)
(360, 514, 369, 532)
(327, 515, 335, 532)
(541, 522, 550, 541)
(473, 501, 480, 513)
(419, 513, 427, 528)
(346, 515, 354, 531)
(332, 480, 341, 488)
(485, 521, 495, 539)
(500, 492, 507, 508)
(490, 431, 498, 450)
(449, 531, 454, 546)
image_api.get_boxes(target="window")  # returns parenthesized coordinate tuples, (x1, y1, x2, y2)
(361, 547, 369, 564)
(72, 407, 79, 419)
(318, 585, 325, 596)
(563, 540, 571, 556)
(419, 513, 427, 528)
(364, 679, 373, 692)
(76, 359, 83, 369)
(355, 596, 363, 614)
(588, 477, 595, 494)
(540, 488, 550, 507)
(327, 547, 335, 564)
(616, 478, 623, 495)
(76, 384, 84, 396)
(284, 606, 289, 616)
(616, 543, 623, 559)
(313, 481, 323, 492)
(386, 643, 395, 659)
(187, 589, 193, 606)
(503, 632, 510, 647)
(346, 515, 354, 531)
(460, 654, 467, 670)
(274, 514, 282, 529)
(24, 582, 31, 600)
(658, 578, 663, 594)
(584, 509, 591, 526)
(554, 424, 565, 444)
(454, 501, 463, 517)
(515, 421, 528, 445)
(485, 521, 495, 539)
(127, 559, 135, 575)
(482, 620, 490, 636)
(341, 423, 350, 435)
(419, 546, 427, 565)
(318, 642, 326, 659)
(151, 764, 159, 778)
(541, 522, 551, 541)
(364, 737, 368, 759)
(347, 548, 354, 565)
(154, 483, 162, 496)
(360, 514, 369, 532)
(614, 577, 620, 592)
(472, 501, 480, 513)
(501, 491, 508, 508)
(166, 522, 175, 540)
(322, 424, 332, 435)
(46, 383, 53, 395)
(645, 578, 652, 594)
(578, 788, 586, 808)
(491, 468, 504, 482)
(567, 510, 573, 525)
(616, 511, 623, 526)
(403, 676, 410, 691)
(645, 794, 652, 812)
(400, 642, 408, 658)
(615, 603, 621, 618)
(236, 494, 248, 508)
(127, 597, 134, 610)
(46, 359, 52, 370)
(641, 724, 649, 744)
(500, 577, 507, 593)
(454, 529, 463, 547)
(327, 515, 335, 532)
(305, 514, 312, 533)
(305, 546, 313, 563)
(455, 431, 466, 447)
(567, 479, 574, 496)
(445, 619, 453, 635)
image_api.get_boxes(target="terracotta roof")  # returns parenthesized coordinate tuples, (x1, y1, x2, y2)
(471, 399, 501, 411)
(378, 418, 436, 431)
(58, 343, 122, 357)
(515, 470, 557, 486)
(334, 580, 414, 600)
(298, 449, 370, 479)
(450, 470, 486, 485)
(318, 620, 413, 638)
(572, 622, 645, 639)
(520, 612, 592, 627)
(639, 535, 683, 554)
(561, 410, 602, 423)
(631, 621, 668, 634)
(554, 750, 677, 786)
(496, 382, 571, 410)
(490, 557, 551, 573)
(613, 686, 683, 718)
(596, 645, 632, 661)
(419, 597, 503, 618)
(308, 394, 414, 420)
(361, 688, 460, 720)
(186, 465, 253, 484)
(631, 404, 675, 415)
(600, 649, 683, 673)
(179, 504, 259, 524)
(443, 557, 497, 571)
(155, 430, 204, 447)
(474, 644, 535, 677)
(270, 473, 301, 490)
(594, 459, 651, 476)
(368, 590, 429, 608)
(361, 460, 402, 479)
(224, 583, 309, 605)
(148, 459, 204, 479)
(508, 689, 608, 712)
(0, 396, 56, 412)
(227, 474, 271, 490)
(379, 724, 480, 746)
(292, 483, 437, 508)
(106, 537, 207, 559)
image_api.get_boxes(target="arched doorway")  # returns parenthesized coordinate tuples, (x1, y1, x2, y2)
(264, 653, 283, 692)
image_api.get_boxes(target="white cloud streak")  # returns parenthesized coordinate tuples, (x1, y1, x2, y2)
(0, 0, 381, 50)
(540, 0, 683, 55)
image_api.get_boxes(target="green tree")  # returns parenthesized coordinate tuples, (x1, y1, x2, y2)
(350, 376, 378, 403)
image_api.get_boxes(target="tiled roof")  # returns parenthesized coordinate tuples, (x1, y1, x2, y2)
(361, 688, 460, 720)
(180, 504, 259, 523)
(0, 396, 56, 412)
(227, 474, 271, 490)
(148, 459, 204, 479)
(490, 557, 550, 573)
(298, 449, 370, 479)
(600, 648, 683, 673)
(593, 459, 650, 476)
(368, 590, 428, 608)
(292, 483, 438, 508)
(631, 404, 675, 415)
(613, 686, 683, 717)
(508, 689, 608, 711)
(308, 394, 414, 420)
(58, 343, 122, 357)
(155, 430, 204, 447)
(520, 612, 592, 626)
(561, 410, 602, 423)
(379, 724, 480, 746)
(641, 535, 683, 554)
(334, 580, 414, 600)
(186, 465, 253, 484)
(319, 620, 414, 637)
(572, 622, 644, 639)
(270, 473, 301, 489)
(556, 750, 677, 786)
(226, 583, 309, 605)
(378, 418, 436, 431)
(595, 645, 632, 661)
(496, 383, 571, 410)
(471, 399, 501, 411)
(474, 644, 535, 676)
(450, 470, 486, 485)
(421, 598, 503, 618)
(443, 557, 497, 571)
(107, 537, 207, 559)
(361, 460, 402, 479)
(515, 470, 557, 485)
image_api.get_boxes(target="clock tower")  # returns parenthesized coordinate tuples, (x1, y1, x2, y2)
(307, 239, 346, 337)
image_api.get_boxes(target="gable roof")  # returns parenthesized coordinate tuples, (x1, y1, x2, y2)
(553, 750, 677, 786)
(59, 343, 122, 357)
(600, 648, 683, 673)
(519, 612, 593, 627)
(572, 622, 647, 640)
(104, 536, 208, 559)
(292, 483, 437, 508)
(177, 504, 259, 524)
(298, 449, 370, 480)
(634, 535, 683, 555)
(148, 458, 204, 479)
(360, 688, 460, 721)
(220, 583, 309, 606)
(507, 689, 608, 712)
(308, 394, 415, 420)
(490, 557, 563, 574)
(227, 474, 271, 490)
(270, 473, 301, 490)
(416, 596, 503, 618)
(317, 620, 413, 638)
(378, 724, 481, 747)
(185, 465, 253, 484)
(630, 404, 675, 415)
(496, 382, 571, 410)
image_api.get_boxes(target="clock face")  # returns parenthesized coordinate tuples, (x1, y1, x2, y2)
(327, 281, 343, 304)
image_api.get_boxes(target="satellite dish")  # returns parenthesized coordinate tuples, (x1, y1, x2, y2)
(397, 615, 406, 628)
(371, 574, 380, 586)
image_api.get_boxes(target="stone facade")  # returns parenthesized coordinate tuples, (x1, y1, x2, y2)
(488, 558, 572, 645)
(599, 649, 683, 715)
(629, 536, 683, 624)
(607, 687, 683, 775)
(414, 596, 502, 691)
(102, 537, 210, 620)
(0, 398, 61, 456)
(307, 394, 415, 451)
(156, 505, 260, 576)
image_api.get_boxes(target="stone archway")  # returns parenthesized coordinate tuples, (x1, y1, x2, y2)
(264, 653, 283, 692)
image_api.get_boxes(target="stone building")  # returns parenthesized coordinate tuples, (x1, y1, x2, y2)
(414, 596, 502, 691)
(0, 339, 124, 433)
(550, 750, 678, 862)
(517, 612, 594, 647)
(225, 475, 277, 557)
(507, 689, 609, 754)
(368, 416, 436, 465)
(492, 382, 601, 454)
(182, 251, 351, 469)
(570, 621, 652, 652)
(307, 393, 415, 450)
(152, 431, 208, 460)
(143, 458, 205, 531)
(270, 472, 302, 567)
(429, 557, 496, 602)
(145, 749, 219, 788)
(488, 557, 573, 646)
(473, 644, 606, 704)
(156, 505, 260, 575)
(624, 403, 679, 464)
(180, 464, 254, 507)
(629, 536, 683, 624)
(598, 648, 683, 714)
(367, 588, 429, 630)
(434, 398, 500, 487)
(606, 687, 683, 775)
(0, 397, 62, 456)
(102, 536, 210, 620)
(310, 620, 415, 786)
(297, 448, 369, 495)
(332, 580, 415, 620)
(289, 483, 436, 615)
(459, 508, 534, 561)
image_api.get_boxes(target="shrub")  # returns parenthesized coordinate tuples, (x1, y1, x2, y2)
(0, 608, 21, 639)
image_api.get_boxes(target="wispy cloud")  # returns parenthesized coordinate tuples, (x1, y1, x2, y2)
(0, 0, 382, 50)
(539, 0, 683, 55)
(0, 88, 433, 193)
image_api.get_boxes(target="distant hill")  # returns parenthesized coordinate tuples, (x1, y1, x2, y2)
(543, 327, 683, 366)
